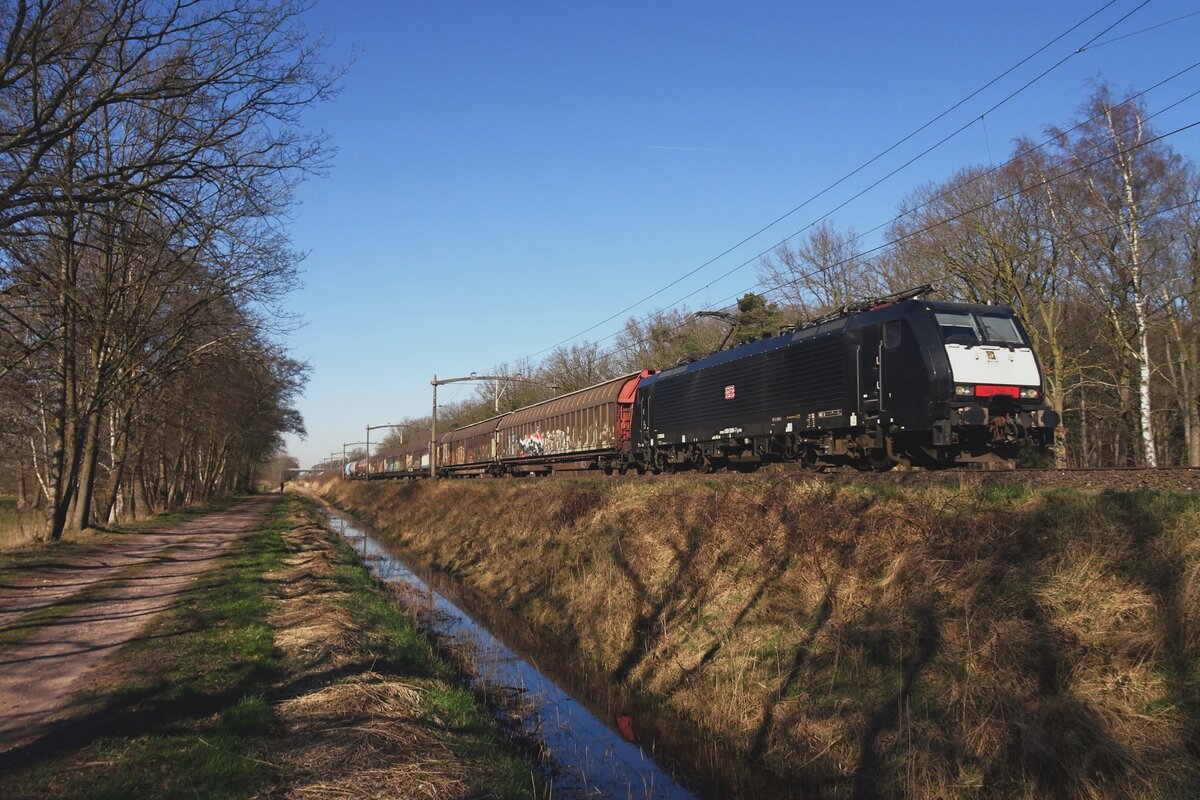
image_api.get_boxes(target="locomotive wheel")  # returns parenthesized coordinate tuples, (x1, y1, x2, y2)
(867, 448, 896, 472)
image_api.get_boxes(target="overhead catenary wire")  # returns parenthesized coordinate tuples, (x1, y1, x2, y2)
(1088, 7, 1200, 48)
(589, 113, 1200, 360)
(723, 117, 1200, 307)
(527, 0, 1144, 360)
(828, 68, 1200, 264)
(654, 0, 1162, 309)
(602, 195, 1200, 363)
(661, 79, 1200, 317)
(580, 80, 1200, 357)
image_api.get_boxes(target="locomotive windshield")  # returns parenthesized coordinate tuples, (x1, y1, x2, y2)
(935, 311, 1027, 347)
(978, 314, 1024, 344)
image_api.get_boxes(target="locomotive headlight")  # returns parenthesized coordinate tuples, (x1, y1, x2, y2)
(1020, 388, 1040, 399)
(954, 384, 974, 396)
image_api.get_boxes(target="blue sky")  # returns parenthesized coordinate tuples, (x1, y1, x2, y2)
(283, 0, 1200, 468)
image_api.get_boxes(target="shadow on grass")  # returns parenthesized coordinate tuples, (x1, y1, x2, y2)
(0, 502, 290, 799)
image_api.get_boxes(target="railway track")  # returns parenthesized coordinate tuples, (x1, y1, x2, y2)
(347, 464, 1200, 493)
(732, 463, 1200, 492)
(494, 463, 1200, 492)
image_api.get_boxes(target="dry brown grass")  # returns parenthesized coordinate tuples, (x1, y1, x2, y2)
(262, 513, 503, 799)
(0, 498, 46, 550)
(270, 678, 473, 800)
(266, 528, 361, 669)
(305, 476, 1200, 799)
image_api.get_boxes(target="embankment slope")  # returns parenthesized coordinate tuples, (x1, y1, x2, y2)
(308, 475, 1200, 799)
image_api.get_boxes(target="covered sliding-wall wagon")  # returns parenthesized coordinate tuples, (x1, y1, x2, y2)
(440, 415, 504, 476)
(496, 372, 647, 474)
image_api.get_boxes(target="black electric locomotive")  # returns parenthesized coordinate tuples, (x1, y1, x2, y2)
(629, 290, 1059, 471)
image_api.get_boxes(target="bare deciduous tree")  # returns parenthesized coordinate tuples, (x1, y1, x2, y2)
(0, 0, 334, 538)
(758, 220, 882, 318)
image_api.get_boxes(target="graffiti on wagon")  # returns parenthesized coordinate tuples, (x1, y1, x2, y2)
(515, 429, 578, 457)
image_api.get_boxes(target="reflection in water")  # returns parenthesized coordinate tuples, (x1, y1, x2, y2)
(324, 509, 697, 800)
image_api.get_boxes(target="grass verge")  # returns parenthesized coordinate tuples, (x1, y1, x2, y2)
(278, 493, 537, 798)
(0, 498, 292, 799)
(0, 494, 538, 799)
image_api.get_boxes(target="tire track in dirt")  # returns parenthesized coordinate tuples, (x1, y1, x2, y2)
(0, 496, 276, 752)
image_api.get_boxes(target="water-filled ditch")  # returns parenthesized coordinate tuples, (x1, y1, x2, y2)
(323, 507, 699, 799)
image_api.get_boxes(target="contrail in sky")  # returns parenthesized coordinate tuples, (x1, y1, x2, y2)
(645, 144, 740, 152)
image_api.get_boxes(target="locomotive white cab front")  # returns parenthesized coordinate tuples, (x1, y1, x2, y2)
(935, 310, 1042, 399)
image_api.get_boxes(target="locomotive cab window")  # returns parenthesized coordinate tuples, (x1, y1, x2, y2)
(979, 314, 1024, 345)
(883, 320, 902, 349)
(935, 312, 982, 346)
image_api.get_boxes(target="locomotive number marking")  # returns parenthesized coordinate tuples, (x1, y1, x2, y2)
(724, 385, 736, 400)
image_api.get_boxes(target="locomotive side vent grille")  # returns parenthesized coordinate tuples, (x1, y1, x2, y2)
(650, 337, 846, 433)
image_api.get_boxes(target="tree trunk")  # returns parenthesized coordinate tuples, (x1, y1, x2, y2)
(102, 409, 133, 524)
(1079, 391, 1090, 467)
(48, 302, 79, 541)
(1133, 307, 1157, 467)
(68, 404, 103, 532)
(133, 459, 149, 519)
(1115, 111, 1157, 468)
(1181, 318, 1200, 467)
(1048, 338, 1069, 468)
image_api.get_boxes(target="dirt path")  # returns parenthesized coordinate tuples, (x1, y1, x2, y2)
(0, 497, 275, 752)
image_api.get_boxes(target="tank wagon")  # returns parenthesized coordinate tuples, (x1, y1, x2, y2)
(350, 292, 1059, 477)
(345, 437, 429, 480)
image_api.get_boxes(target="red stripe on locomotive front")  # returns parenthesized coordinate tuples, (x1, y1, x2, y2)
(974, 384, 1019, 397)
